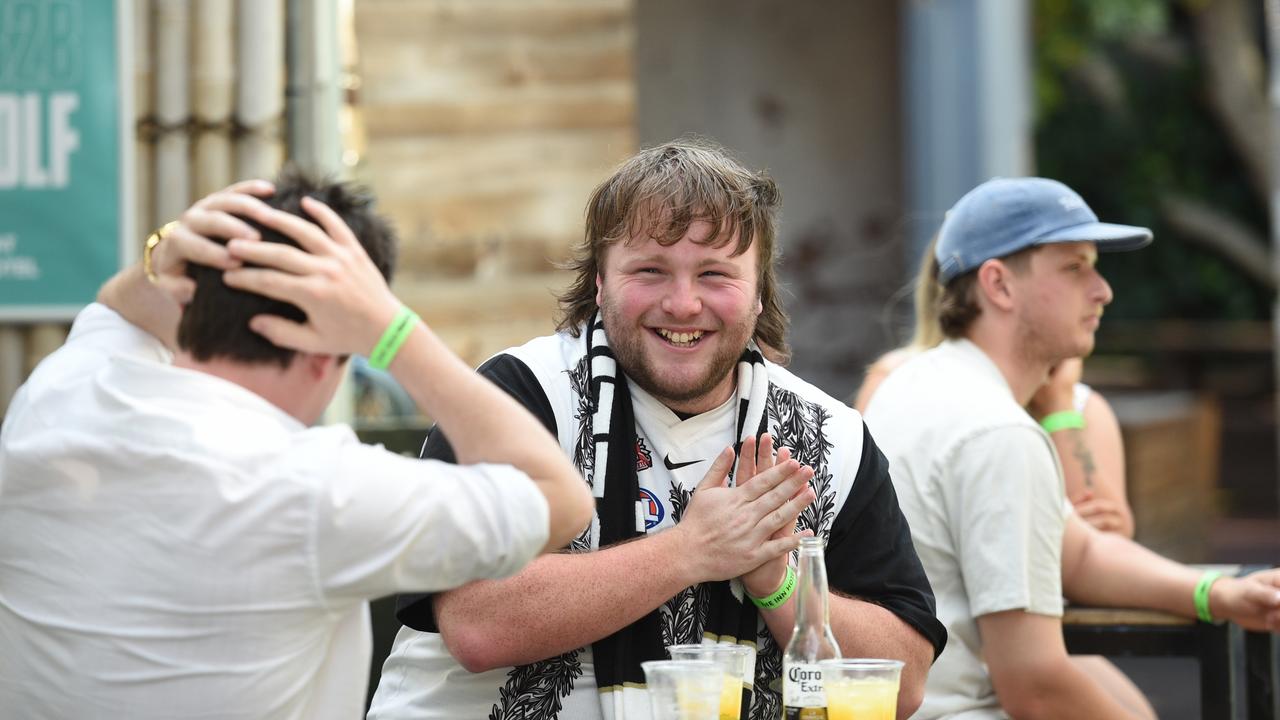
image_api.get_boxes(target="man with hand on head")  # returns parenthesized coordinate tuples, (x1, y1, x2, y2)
(864, 176, 1280, 720)
(368, 139, 946, 720)
(0, 170, 593, 719)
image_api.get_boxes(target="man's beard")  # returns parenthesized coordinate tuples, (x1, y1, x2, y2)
(601, 302, 755, 410)
(1015, 314, 1093, 369)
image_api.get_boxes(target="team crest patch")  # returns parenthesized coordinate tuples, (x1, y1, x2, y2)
(636, 437, 653, 471)
(638, 486, 665, 530)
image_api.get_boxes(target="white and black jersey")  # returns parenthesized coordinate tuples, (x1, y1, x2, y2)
(370, 329, 945, 720)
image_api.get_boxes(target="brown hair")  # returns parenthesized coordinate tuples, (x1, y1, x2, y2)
(937, 246, 1038, 339)
(555, 138, 790, 363)
(178, 168, 397, 367)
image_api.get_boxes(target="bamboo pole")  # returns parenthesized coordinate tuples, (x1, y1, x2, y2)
(236, 0, 285, 182)
(135, 1, 155, 232)
(193, 0, 235, 124)
(137, 136, 156, 231)
(194, 131, 234, 199)
(0, 328, 24, 417)
(155, 134, 191, 224)
(134, 0, 153, 126)
(236, 130, 283, 184)
(26, 325, 69, 375)
(238, 0, 284, 128)
(154, 0, 190, 223)
(153, 0, 188, 128)
(193, 0, 235, 197)
(287, 0, 342, 175)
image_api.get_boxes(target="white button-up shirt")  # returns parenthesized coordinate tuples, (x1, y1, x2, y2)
(0, 304, 549, 719)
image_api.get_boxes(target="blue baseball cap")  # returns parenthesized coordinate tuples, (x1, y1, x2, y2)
(935, 177, 1152, 285)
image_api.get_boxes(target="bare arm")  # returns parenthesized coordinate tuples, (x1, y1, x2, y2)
(437, 531, 696, 672)
(1028, 361, 1133, 537)
(1070, 392, 1132, 537)
(1061, 513, 1280, 631)
(433, 447, 814, 671)
(97, 264, 183, 350)
(979, 610, 1147, 719)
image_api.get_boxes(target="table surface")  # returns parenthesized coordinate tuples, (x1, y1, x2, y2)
(1058, 563, 1273, 720)
(1063, 606, 1194, 626)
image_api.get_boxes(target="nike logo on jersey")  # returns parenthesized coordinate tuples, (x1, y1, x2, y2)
(663, 455, 702, 471)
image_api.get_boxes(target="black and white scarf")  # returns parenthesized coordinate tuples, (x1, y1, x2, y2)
(583, 314, 769, 719)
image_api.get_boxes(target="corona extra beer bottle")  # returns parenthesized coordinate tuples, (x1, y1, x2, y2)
(781, 537, 840, 719)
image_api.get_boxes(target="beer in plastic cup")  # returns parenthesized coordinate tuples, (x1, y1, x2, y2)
(666, 643, 754, 720)
(819, 658, 904, 720)
(641, 659, 722, 720)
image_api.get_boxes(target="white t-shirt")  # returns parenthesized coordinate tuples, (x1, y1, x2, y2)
(0, 304, 550, 720)
(864, 339, 1066, 720)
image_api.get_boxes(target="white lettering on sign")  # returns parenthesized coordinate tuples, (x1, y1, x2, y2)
(0, 91, 80, 189)
(0, 0, 83, 85)
(0, 233, 40, 280)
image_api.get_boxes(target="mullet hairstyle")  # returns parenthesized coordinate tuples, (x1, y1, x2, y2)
(555, 138, 790, 363)
(177, 167, 398, 367)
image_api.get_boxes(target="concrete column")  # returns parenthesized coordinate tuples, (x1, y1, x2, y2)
(903, 0, 1033, 267)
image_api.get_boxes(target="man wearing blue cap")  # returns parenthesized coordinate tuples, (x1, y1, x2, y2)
(864, 177, 1280, 719)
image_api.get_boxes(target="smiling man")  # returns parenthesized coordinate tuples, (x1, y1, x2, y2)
(864, 177, 1280, 720)
(368, 139, 946, 720)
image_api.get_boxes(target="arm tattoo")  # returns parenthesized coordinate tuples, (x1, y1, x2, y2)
(1070, 430, 1096, 489)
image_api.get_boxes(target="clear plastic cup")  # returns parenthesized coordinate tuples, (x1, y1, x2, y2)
(819, 659, 904, 720)
(667, 644, 755, 720)
(641, 659, 723, 720)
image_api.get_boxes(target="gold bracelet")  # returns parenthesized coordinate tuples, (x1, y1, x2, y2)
(143, 221, 181, 283)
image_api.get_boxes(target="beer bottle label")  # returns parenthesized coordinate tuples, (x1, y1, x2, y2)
(782, 662, 826, 719)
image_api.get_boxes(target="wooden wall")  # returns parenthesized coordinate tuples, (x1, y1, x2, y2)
(352, 0, 636, 366)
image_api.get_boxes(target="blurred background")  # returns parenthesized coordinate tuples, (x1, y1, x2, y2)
(3, 0, 1276, 552)
(2, 0, 1277, 566)
(1, 1, 1277, 713)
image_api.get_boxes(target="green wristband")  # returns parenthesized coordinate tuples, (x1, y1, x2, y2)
(368, 305, 420, 370)
(748, 565, 796, 610)
(1040, 410, 1085, 434)
(1195, 570, 1223, 624)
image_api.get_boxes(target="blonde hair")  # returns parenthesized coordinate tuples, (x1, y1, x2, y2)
(908, 236, 945, 349)
(555, 138, 790, 363)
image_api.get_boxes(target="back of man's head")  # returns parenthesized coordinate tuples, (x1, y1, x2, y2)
(177, 168, 397, 367)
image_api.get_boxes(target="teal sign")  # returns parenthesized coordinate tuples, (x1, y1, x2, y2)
(0, 0, 132, 319)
